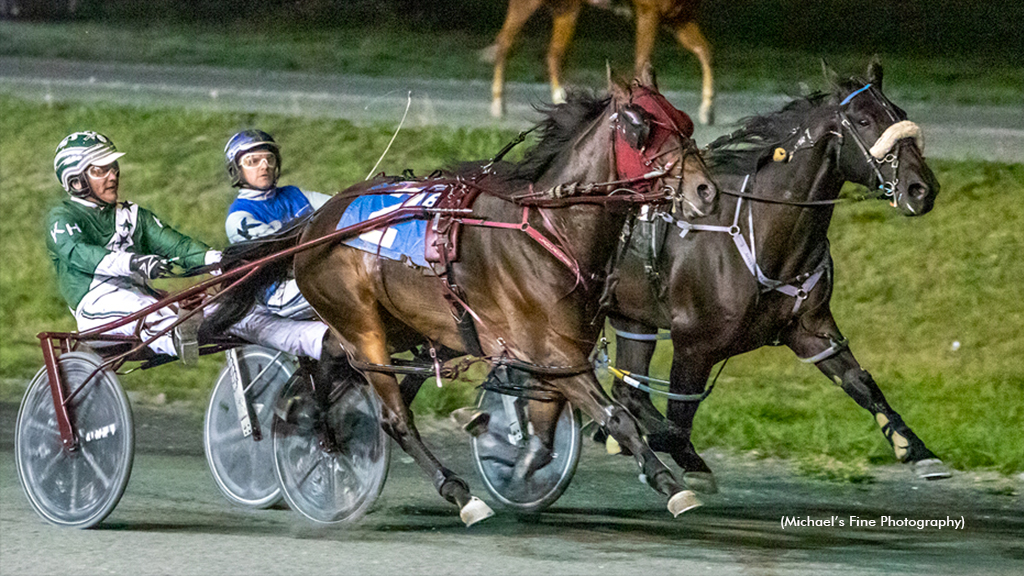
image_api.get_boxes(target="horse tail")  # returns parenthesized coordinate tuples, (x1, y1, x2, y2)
(205, 215, 312, 334)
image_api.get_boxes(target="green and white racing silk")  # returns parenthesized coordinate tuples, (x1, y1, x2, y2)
(46, 197, 212, 310)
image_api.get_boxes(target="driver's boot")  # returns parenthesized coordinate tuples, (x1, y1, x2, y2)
(173, 307, 203, 366)
(274, 333, 353, 432)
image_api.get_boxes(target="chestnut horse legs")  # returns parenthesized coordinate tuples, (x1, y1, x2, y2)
(490, 0, 581, 117)
(488, 0, 715, 125)
(549, 371, 700, 515)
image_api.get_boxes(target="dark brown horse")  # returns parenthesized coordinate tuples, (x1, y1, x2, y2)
(487, 0, 714, 124)
(213, 69, 717, 523)
(605, 59, 946, 493)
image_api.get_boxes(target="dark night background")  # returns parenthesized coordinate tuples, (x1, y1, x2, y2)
(2, 0, 1022, 61)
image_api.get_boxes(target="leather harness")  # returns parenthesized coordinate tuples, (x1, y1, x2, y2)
(359, 88, 699, 374)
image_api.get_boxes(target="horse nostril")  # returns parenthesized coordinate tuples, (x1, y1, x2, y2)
(697, 183, 715, 203)
(908, 183, 928, 201)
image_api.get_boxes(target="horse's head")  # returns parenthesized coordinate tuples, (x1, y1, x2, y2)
(501, 67, 715, 219)
(610, 66, 717, 219)
(826, 58, 940, 216)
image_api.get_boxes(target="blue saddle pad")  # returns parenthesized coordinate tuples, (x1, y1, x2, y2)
(336, 183, 442, 268)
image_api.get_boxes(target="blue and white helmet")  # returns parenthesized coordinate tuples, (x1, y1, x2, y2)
(54, 131, 125, 197)
(225, 129, 280, 188)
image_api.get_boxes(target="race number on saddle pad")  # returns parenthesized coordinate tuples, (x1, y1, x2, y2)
(336, 183, 443, 268)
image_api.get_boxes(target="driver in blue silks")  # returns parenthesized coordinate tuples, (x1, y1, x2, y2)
(223, 129, 332, 346)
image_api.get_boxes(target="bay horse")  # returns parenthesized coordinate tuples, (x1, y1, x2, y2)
(212, 68, 717, 524)
(605, 59, 947, 493)
(487, 0, 714, 125)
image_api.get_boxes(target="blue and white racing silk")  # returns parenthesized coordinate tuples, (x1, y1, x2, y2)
(226, 185, 332, 319)
(336, 183, 445, 268)
(226, 185, 331, 243)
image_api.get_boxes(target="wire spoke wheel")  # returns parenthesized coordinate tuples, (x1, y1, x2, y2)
(471, 390, 581, 513)
(273, 374, 389, 524)
(204, 346, 296, 508)
(15, 352, 134, 528)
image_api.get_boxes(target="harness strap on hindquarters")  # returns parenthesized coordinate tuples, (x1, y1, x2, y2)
(435, 240, 486, 358)
(461, 205, 584, 288)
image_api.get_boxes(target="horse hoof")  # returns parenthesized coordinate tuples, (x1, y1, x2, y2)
(460, 497, 495, 527)
(668, 490, 702, 517)
(605, 435, 621, 455)
(450, 407, 490, 437)
(479, 44, 498, 64)
(552, 87, 567, 105)
(684, 471, 719, 495)
(915, 458, 952, 480)
(490, 98, 504, 118)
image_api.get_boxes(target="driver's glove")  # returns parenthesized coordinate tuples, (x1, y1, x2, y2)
(129, 254, 171, 281)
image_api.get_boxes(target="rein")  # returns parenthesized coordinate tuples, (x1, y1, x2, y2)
(719, 187, 844, 207)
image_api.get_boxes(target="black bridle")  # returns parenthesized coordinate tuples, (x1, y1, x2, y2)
(835, 83, 905, 200)
(719, 82, 910, 209)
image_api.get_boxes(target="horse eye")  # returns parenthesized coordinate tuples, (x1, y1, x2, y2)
(858, 118, 871, 127)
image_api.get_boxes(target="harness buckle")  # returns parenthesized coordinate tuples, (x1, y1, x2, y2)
(429, 345, 444, 388)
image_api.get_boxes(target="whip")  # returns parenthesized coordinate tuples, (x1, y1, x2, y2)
(366, 91, 413, 180)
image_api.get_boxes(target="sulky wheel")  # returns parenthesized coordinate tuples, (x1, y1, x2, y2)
(471, 389, 581, 513)
(272, 373, 390, 524)
(15, 351, 134, 529)
(204, 346, 297, 509)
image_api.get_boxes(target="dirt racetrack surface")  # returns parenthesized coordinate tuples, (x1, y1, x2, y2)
(2, 400, 1021, 575)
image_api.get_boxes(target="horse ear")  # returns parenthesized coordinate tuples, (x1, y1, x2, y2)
(867, 55, 884, 89)
(607, 62, 628, 100)
(637, 61, 659, 91)
(821, 58, 841, 94)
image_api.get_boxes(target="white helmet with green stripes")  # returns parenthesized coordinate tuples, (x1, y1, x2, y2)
(54, 131, 125, 197)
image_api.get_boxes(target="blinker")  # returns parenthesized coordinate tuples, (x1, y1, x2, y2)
(618, 105, 652, 150)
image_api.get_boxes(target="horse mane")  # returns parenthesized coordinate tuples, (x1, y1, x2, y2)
(507, 91, 610, 182)
(446, 91, 610, 194)
(704, 91, 831, 175)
